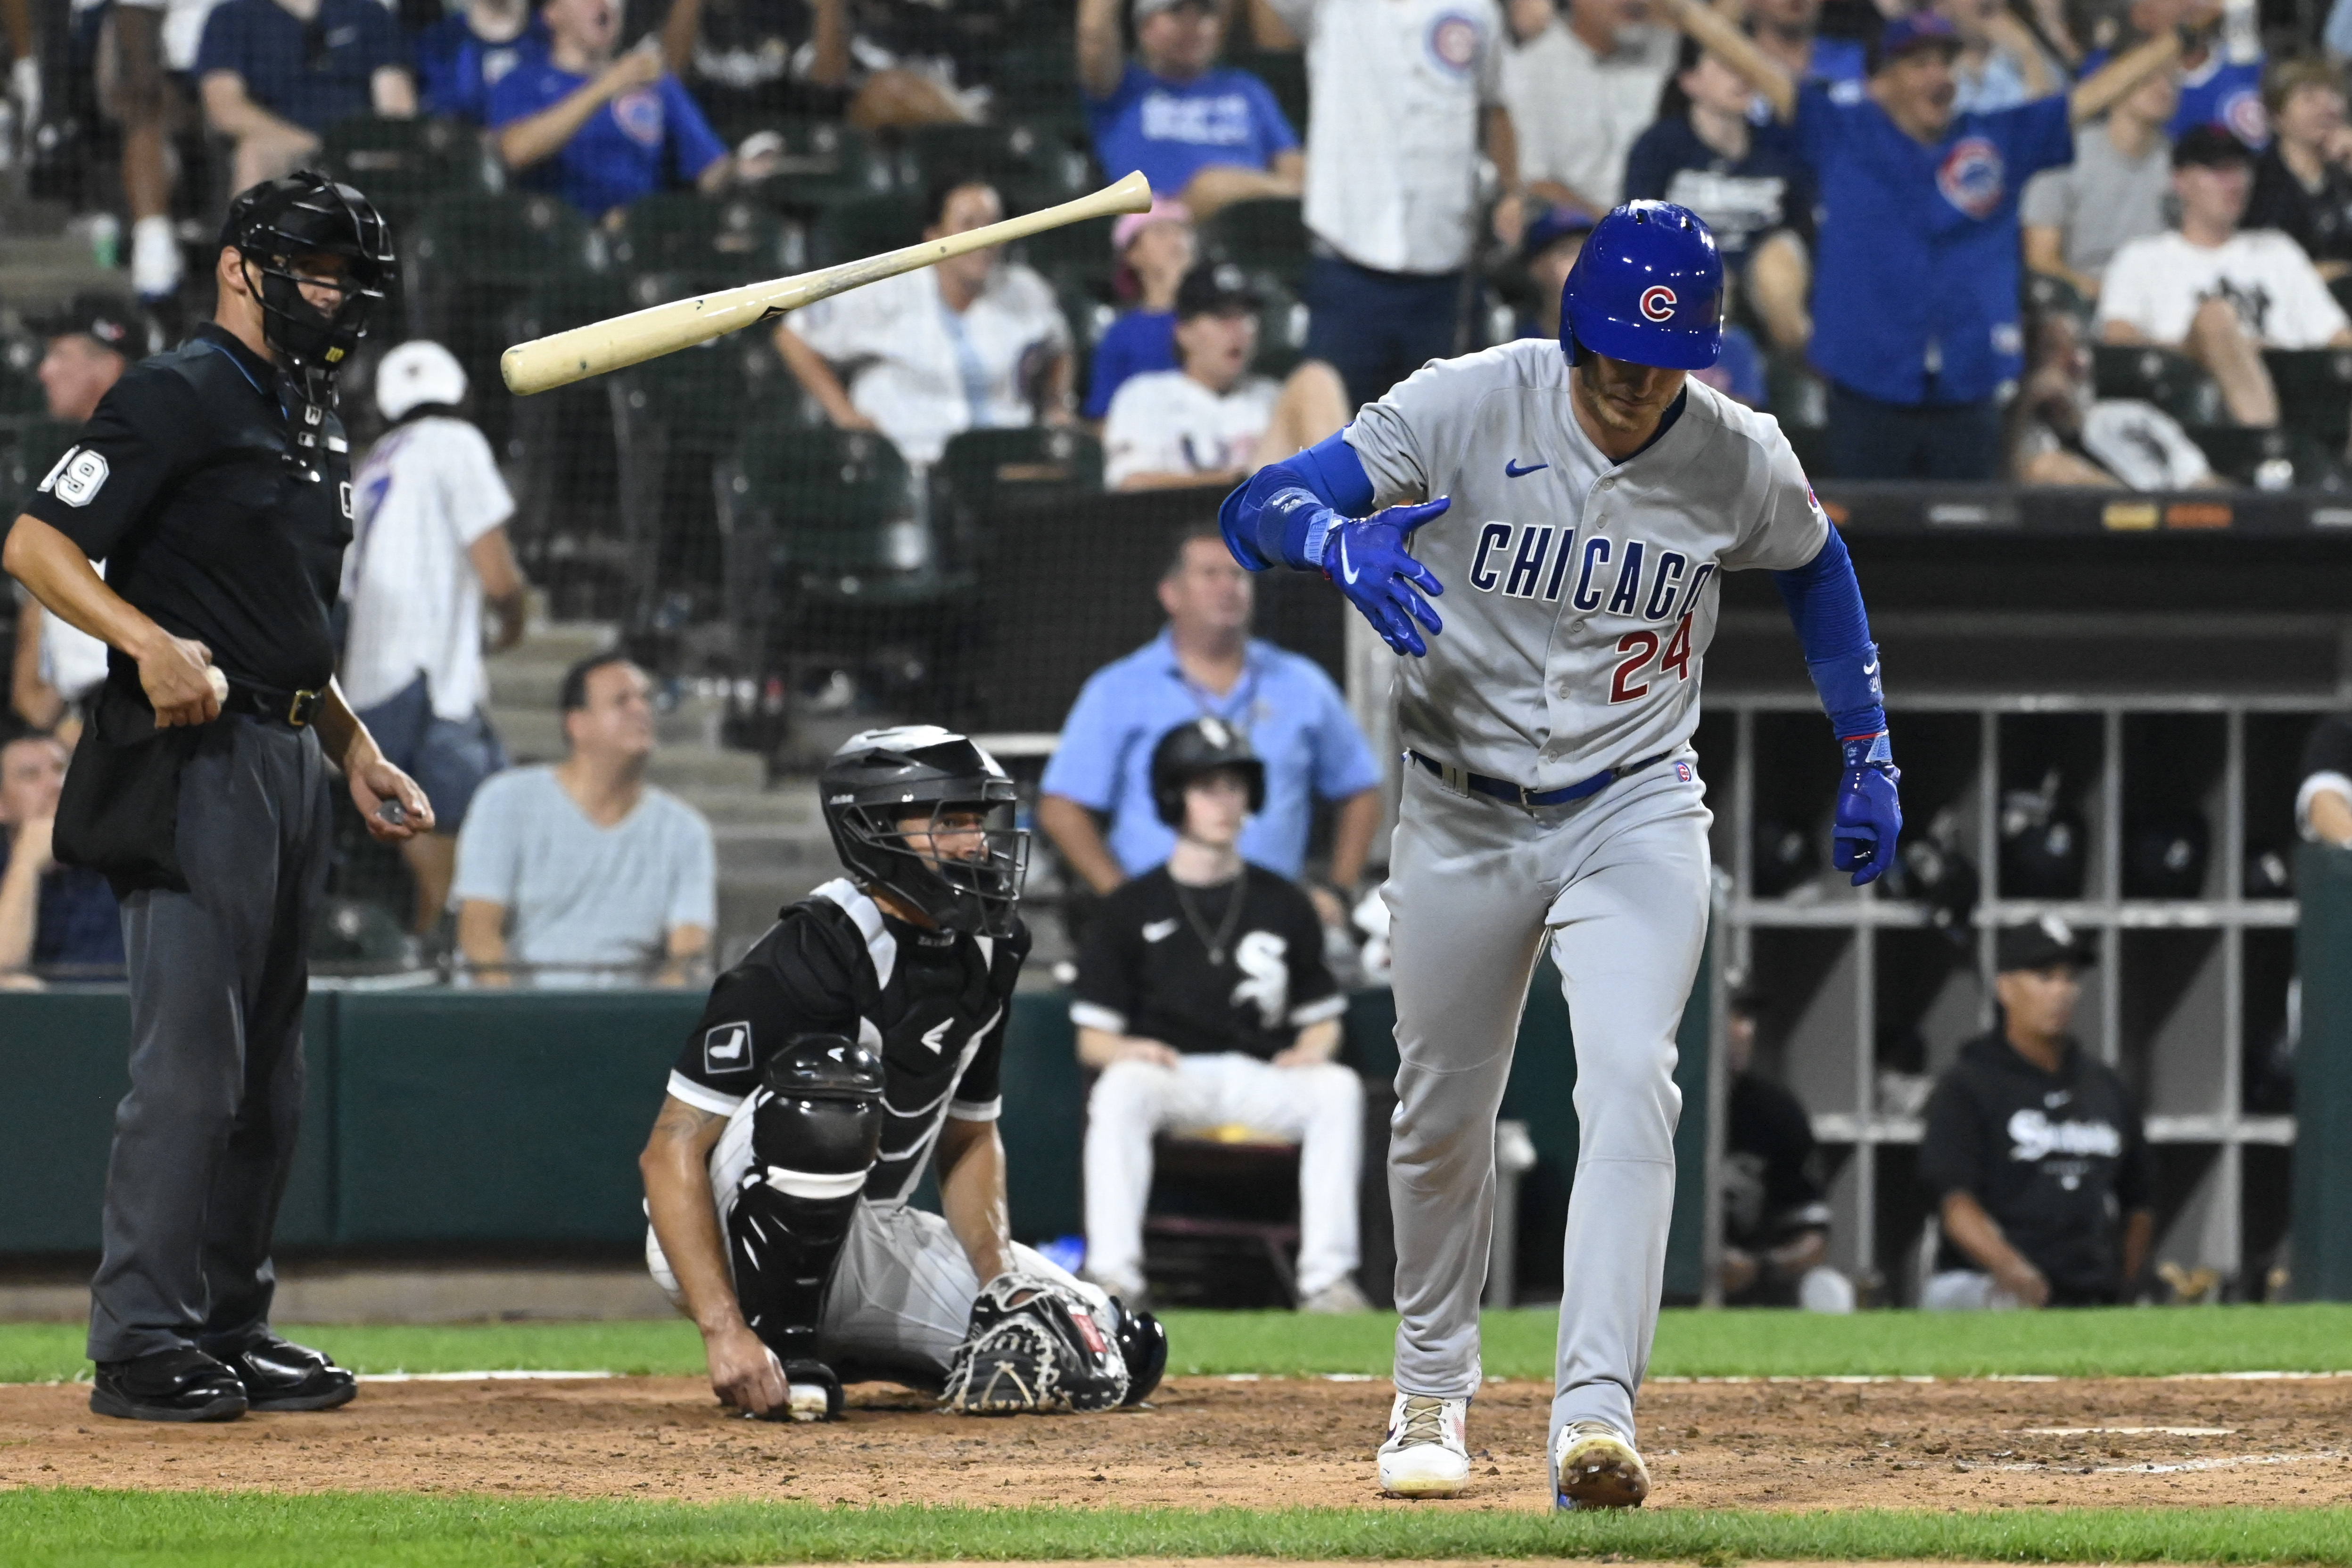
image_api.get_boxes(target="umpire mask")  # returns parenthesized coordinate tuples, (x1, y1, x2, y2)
(820, 726, 1030, 939)
(223, 172, 393, 472)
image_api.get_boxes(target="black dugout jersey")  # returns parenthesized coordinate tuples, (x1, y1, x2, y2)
(2302, 713, 2352, 791)
(665, 877, 1028, 1205)
(1721, 1071, 1831, 1254)
(1071, 865, 1343, 1061)
(1918, 1030, 2156, 1304)
(17, 324, 353, 696)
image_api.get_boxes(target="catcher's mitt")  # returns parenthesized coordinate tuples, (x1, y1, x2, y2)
(942, 1272, 1129, 1414)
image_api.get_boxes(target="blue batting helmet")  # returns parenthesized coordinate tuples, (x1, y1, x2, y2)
(1560, 200, 1724, 371)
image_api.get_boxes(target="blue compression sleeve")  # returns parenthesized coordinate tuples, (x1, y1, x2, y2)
(1773, 526, 1886, 745)
(1219, 430, 1375, 572)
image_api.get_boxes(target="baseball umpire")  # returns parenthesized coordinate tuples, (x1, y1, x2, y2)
(640, 726, 1165, 1420)
(1220, 201, 1900, 1507)
(0, 172, 432, 1422)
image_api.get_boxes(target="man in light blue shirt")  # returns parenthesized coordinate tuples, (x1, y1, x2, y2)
(1039, 524, 1382, 919)
(452, 653, 716, 985)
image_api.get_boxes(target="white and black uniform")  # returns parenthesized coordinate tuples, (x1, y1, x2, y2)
(649, 877, 1107, 1383)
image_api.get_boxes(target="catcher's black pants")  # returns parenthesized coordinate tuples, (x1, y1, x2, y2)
(87, 715, 331, 1364)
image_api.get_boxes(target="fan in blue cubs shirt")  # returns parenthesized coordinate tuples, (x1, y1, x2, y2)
(490, 0, 735, 219)
(1076, 0, 1302, 214)
(1654, 0, 2207, 479)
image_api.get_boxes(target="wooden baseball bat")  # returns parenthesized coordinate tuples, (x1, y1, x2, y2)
(501, 170, 1154, 396)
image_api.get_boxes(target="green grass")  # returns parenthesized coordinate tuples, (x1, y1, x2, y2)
(2, 1494, 2350, 1568)
(10, 1304, 2352, 1386)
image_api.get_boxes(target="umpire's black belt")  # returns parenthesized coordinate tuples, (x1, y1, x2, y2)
(222, 678, 324, 728)
(1409, 749, 1672, 809)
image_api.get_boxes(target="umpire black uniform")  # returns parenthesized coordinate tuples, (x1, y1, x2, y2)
(0, 173, 429, 1422)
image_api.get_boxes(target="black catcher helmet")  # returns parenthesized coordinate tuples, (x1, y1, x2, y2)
(1149, 717, 1265, 829)
(221, 171, 392, 411)
(820, 726, 1028, 938)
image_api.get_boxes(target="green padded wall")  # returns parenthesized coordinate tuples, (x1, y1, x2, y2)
(2295, 846, 2352, 1299)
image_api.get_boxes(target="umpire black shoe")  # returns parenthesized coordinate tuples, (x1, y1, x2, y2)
(90, 1348, 248, 1423)
(218, 1335, 357, 1412)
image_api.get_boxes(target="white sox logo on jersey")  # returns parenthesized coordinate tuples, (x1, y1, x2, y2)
(1465, 524, 1718, 705)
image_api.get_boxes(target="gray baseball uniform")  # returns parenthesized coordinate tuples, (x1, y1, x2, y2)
(1345, 339, 1826, 1455)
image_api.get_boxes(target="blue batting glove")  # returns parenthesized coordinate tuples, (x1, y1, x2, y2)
(1832, 731, 1902, 886)
(1319, 498, 1449, 657)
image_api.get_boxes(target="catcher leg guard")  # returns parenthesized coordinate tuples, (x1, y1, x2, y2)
(727, 1033, 884, 1415)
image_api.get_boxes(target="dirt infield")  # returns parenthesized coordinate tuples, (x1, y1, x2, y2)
(4, 1374, 2350, 1510)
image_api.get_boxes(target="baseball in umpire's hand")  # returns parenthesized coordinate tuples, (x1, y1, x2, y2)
(352, 755, 434, 842)
(137, 632, 225, 728)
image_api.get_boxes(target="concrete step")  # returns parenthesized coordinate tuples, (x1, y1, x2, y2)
(0, 232, 114, 314)
(645, 747, 764, 792)
(488, 694, 730, 765)
(688, 784, 820, 827)
(711, 824, 836, 878)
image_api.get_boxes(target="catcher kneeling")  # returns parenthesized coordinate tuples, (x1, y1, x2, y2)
(641, 726, 1165, 1419)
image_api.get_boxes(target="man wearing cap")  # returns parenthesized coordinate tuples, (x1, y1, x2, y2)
(1102, 266, 1348, 490)
(342, 339, 528, 934)
(1077, 0, 1303, 216)
(1917, 918, 2155, 1310)
(2098, 124, 2352, 428)
(12, 296, 148, 737)
(1511, 204, 1598, 342)
(1656, 0, 2200, 479)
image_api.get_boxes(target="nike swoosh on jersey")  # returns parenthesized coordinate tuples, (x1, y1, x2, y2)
(1142, 918, 1180, 943)
(1504, 459, 1549, 477)
(1863, 660, 1879, 676)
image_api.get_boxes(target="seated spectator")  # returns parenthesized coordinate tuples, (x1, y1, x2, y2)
(1505, 0, 1677, 215)
(776, 176, 1074, 467)
(1072, 718, 1364, 1313)
(1659, 0, 2188, 480)
(2246, 57, 2352, 280)
(1624, 34, 1817, 349)
(452, 653, 715, 985)
(1085, 198, 1195, 423)
(1744, 0, 1865, 102)
(2297, 711, 2352, 846)
(416, 0, 548, 121)
(12, 296, 142, 740)
(1919, 918, 2154, 1309)
(197, 0, 414, 190)
(2010, 311, 2221, 487)
(1939, 0, 2058, 114)
(490, 0, 741, 219)
(2022, 66, 2179, 300)
(1078, 0, 1302, 217)
(1717, 988, 1851, 1312)
(1039, 524, 1381, 922)
(2098, 126, 2352, 429)
(103, 0, 214, 300)
(2086, 0, 2264, 146)
(1102, 266, 1348, 490)
(0, 728, 124, 983)
(344, 341, 528, 937)
(1511, 200, 1598, 339)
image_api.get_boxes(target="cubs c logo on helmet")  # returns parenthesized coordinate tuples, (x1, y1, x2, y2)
(1639, 286, 1677, 322)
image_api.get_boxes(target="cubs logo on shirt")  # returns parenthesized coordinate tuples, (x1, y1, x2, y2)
(1936, 137, 2005, 220)
(1640, 286, 1677, 322)
(1425, 12, 1481, 76)
(613, 85, 665, 148)
(2220, 87, 2268, 148)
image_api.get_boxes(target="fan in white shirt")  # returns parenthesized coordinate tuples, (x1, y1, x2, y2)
(1502, 0, 1677, 214)
(2097, 124, 2352, 428)
(775, 177, 1076, 467)
(1101, 265, 1348, 490)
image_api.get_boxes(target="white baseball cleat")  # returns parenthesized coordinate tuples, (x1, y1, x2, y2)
(1552, 1419, 1651, 1510)
(1377, 1392, 1471, 1497)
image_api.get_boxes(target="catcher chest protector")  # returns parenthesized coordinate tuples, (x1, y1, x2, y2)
(728, 1033, 885, 1375)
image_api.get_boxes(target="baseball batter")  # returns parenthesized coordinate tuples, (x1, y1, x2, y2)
(1219, 201, 1902, 1508)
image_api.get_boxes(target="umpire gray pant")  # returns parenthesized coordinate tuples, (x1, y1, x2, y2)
(87, 714, 332, 1364)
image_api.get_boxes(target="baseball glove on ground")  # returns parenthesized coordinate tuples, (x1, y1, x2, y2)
(941, 1272, 1129, 1414)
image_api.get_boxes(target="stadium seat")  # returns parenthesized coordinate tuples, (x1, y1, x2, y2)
(322, 116, 498, 225)
(1015, 212, 1119, 291)
(410, 190, 605, 293)
(2091, 344, 2223, 426)
(2261, 347, 2352, 447)
(752, 119, 897, 212)
(931, 425, 1104, 536)
(808, 193, 927, 268)
(897, 121, 1094, 210)
(2023, 270, 2092, 328)
(0, 346, 48, 421)
(1228, 49, 1309, 135)
(724, 423, 954, 600)
(609, 193, 795, 289)
(2183, 423, 2342, 488)
(1763, 349, 1830, 429)
(1198, 197, 1307, 290)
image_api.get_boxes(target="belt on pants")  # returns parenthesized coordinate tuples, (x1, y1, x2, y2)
(222, 678, 325, 728)
(1408, 749, 1672, 809)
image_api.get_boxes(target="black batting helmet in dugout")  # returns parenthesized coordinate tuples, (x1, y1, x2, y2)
(819, 726, 1028, 938)
(1559, 200, 1724, 371)
(1149, 717, 1267, 829)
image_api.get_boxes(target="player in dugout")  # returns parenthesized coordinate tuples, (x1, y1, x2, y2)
(639, 726, 1166, 1420)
